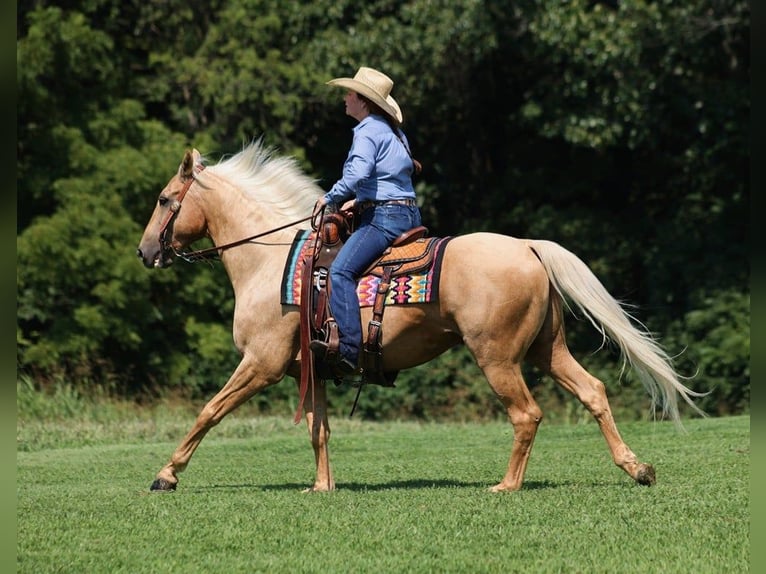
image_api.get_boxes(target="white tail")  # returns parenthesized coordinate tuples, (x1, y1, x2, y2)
(527, 239, 707, 424)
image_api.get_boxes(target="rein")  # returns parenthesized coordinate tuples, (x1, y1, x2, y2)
(175, 215, 315, 263)
(161, 164, 316, 263)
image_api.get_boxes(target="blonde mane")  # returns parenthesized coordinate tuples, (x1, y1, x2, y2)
(203, 140, 323, 220)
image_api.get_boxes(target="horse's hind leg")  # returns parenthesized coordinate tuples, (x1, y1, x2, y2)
(551, 353, 656, 485)
(481, 363, 544, 492)
(528, 302, 656, 486)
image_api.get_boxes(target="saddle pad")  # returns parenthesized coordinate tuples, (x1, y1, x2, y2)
(280, 230, 453, 307)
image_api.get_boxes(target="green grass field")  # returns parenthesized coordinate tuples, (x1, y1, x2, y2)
(17, 397, 749, 573)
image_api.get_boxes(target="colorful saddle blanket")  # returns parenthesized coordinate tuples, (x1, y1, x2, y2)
(280, 230, 452, 307)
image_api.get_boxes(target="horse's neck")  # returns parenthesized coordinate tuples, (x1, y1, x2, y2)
(199, 179, 299, 293)
(224, 234, 294, 301)
(204, 190, 265, 247)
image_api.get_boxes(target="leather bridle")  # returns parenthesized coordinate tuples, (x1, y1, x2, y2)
(157, 164, 205, 258)
(157, 164, 319, 263)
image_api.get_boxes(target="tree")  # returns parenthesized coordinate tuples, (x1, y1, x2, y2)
(17, 0, 749, 416)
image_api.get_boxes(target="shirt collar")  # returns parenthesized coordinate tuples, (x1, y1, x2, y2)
(353, 114, 385, 132)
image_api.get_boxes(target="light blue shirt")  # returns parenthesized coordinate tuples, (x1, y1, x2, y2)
(324, 114, 416, 206)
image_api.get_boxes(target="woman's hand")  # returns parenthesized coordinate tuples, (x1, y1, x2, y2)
(340, 199, 356, 212)
(312, 196, 328, 218)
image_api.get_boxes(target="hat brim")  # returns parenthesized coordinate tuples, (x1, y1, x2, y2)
(327, 78, 403, 124)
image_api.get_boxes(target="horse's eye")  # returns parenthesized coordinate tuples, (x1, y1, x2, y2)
(158, 196, 168, 206)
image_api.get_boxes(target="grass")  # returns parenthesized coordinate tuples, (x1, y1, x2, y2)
(17, 383, 749, 573)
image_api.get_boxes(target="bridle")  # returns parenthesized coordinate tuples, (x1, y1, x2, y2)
(157, 164, 317, 263)
(157, 164, 205, 258)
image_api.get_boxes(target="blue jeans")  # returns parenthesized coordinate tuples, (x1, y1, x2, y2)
(329, 203, 422, 365)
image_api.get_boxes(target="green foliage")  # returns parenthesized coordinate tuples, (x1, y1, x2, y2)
(16, 0, 749, 417)
(667, 289, 750, 415)
(522, 0, 749, 150)
(16, 376, 98, 422)
(18, 173, 147, 374)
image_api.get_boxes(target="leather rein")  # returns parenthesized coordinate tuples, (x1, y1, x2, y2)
(158, 164, 316, 263)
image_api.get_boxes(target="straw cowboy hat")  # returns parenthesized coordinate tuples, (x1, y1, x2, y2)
(327, 67, 403, 124)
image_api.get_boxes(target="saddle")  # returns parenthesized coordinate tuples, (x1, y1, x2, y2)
(302, 211, 434, 389)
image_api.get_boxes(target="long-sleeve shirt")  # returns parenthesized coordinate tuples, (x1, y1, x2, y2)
(323, 114, 416, 206)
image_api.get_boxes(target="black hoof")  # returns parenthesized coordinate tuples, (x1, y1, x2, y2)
(150, 478, 177, 492)
(636, 464, 656, 486)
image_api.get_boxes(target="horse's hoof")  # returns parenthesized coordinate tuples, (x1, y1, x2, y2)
(635, 463, 656, 486)
(302, 485, 333, 493)
(150, 478, 177, 492)
(489, 482, 521, 493)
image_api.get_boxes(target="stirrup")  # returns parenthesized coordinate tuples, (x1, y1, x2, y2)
(309, 339, 339, 364)
(310, 320, 340, 362)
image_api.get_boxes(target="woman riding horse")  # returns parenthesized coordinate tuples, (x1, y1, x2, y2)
(310, 67, 423, 378)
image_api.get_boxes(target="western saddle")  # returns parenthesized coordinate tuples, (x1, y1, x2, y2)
(299, 210, 436, 390)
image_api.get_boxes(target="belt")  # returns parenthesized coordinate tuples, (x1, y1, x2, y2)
(358, 198, 417, 211)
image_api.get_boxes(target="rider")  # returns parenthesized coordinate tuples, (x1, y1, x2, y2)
(311, 66, 423, 376)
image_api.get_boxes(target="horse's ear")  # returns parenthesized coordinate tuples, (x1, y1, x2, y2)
(192, 148, 202, 164)
(180, 149, 195, 179)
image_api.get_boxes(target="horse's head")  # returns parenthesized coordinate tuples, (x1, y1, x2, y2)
(136, 149, 208, 268)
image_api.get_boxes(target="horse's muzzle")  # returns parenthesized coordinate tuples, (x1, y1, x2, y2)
(136, 247, 174, 269)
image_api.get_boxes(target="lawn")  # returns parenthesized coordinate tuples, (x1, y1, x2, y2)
(17, 411, 749, 573)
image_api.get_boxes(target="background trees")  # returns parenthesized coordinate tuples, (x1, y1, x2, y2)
(17, 0, 749, 419)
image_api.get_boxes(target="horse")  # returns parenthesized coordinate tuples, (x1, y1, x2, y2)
(136, 141, 704, 493)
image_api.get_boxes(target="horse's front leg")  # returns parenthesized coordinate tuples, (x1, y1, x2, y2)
(150, 356, 272, 492)
(300, 379, 335, 492)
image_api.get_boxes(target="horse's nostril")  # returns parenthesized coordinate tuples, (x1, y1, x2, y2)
(136, 248, 143, 259)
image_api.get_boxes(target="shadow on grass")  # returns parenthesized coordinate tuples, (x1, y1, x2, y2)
(182, 478, 562, 493)
(335, 479, 563, 492)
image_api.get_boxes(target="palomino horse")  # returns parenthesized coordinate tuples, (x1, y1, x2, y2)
(137, 141, 704, 493)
